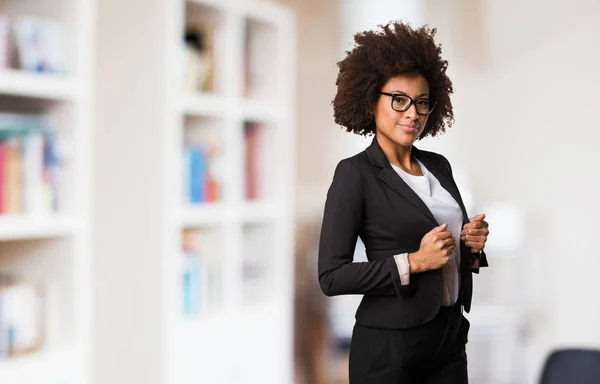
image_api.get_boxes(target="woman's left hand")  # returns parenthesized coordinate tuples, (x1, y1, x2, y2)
(461, 214, 489, 253)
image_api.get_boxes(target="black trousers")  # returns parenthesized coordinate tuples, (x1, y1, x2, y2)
(348, 303, 470, 384)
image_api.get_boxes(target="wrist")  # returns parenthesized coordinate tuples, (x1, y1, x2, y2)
(408, 252, 424, 273)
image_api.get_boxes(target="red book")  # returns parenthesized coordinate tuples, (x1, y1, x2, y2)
(245, 123, 259, 200)
(0, 142, 6, 214)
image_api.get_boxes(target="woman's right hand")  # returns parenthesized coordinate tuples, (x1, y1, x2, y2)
(408, 223, 456, 273)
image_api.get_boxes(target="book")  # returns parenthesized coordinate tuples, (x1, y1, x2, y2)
(244, 122, 272, 200)
(183, 142, 221, 205)
(0, 15, 12, 69)
(0, 278, 46, 359)
(11, 16, 66, 73)
(0, 113, 63, 215)
(183, 18, 219, 93)
(181, 228, 223, 316)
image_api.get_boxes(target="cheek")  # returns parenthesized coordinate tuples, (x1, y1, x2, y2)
(375, 102, 396, 125)
(384, 105, 401, 122)
(417, 116, 429, 134)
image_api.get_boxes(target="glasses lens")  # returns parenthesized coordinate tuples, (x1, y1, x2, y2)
(415, 99, 432, 115)
(391, 95, 410, 112)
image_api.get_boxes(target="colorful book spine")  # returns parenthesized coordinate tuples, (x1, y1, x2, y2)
(0, 113, 63, 215)
(184, 143, 220, 205)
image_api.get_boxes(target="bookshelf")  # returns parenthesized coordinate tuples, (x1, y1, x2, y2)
(0, 69, 78, 101)
(0, 0, 93, 383)
(164, 0, 296, 383)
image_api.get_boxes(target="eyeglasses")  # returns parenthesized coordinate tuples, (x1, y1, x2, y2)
(379, 92, 436, 115)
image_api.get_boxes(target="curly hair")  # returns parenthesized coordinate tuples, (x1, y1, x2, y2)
(333, 21, 454, 138)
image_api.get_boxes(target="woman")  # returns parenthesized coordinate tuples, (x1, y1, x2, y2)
(318, 21, 490, 383)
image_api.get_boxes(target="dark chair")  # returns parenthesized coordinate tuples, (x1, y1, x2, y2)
(540, 348, 600, 384)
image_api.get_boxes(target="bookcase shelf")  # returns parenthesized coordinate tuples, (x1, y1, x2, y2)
(93, 0, 293, 382)
(180, 95, 288, 121)
(180, 93, 228, 117)
(0, 0, 93, 382)
(240, 99, 287, 122)
(180, 200, 285, 228)
(163, 1, 296, 383)
(181, 203, 228, 226)
(0, 215, 76, 241)
(240, 200, 284, 223)
(0, 70, 78, 101)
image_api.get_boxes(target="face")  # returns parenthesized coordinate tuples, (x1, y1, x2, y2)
(373, 74, 430, 148)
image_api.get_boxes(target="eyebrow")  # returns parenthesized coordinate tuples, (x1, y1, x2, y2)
(389, 91, 430, 98)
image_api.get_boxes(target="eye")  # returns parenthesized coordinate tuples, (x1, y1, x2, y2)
(416, 99, 430, 107)
(393, 96, 408, 103)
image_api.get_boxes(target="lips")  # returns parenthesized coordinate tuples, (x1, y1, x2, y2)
(397, 124, 419, 133)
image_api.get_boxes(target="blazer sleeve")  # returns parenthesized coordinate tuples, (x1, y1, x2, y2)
(318, 159, 401, 297)
(439, 154, 489, 272)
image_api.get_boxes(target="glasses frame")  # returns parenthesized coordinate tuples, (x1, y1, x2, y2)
(379, 92, 437, 115)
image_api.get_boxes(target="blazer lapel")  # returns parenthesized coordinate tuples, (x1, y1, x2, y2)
(378, 166, 439, 226)
(366, 137, 438, 225)
(414, 148, 473, 274)
(415, 150, 469, 227)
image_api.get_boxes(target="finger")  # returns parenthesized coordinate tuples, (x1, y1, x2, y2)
(435, 237, 451, 249)
(463, 221, 488, 230)
(432, 231, 453, 243)
(461, 233, 487, 243)
(462, 222, 475, 230)
(469, 213, 486, 222)
(444, 246, 456, 256)
(431, 223, 448, 233)
(461, 229, 489, 238)
(463, 235, 486, 243)
(441, 237, 456, 248)
(462, 229, 488, 238)
(438, 230, 454, 240)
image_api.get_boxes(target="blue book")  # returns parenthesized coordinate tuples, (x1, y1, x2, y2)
(188, 146, 208, 204)
(182, 251, 201, 316)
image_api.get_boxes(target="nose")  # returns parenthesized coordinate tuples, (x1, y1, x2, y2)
(403, 102, 419, 120)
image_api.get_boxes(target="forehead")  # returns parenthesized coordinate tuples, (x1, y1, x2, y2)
(382, 74, 429, 94)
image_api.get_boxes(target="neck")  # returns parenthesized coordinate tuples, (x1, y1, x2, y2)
(376, 134, 414, 169)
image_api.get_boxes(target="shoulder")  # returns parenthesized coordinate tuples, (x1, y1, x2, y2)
(333, 154, 362, 178)
(329, 150, 373, 188)
(334, 150, 372, 175)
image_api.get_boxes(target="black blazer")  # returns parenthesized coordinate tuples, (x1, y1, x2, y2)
(318, 137, 488, 329)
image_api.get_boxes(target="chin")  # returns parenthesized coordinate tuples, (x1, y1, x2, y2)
(392, 133, 418, 148)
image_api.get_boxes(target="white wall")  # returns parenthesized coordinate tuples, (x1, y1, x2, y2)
(336, 0, 600, 382)
(423, 0, 600, 382)
(278, 0, 600, 381)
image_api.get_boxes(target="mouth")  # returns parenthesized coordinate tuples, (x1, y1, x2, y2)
(396, 123, 420, 134)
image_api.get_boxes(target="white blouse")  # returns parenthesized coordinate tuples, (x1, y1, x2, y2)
(391, 159, 463, 307)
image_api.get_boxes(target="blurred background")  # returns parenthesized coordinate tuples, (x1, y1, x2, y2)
(0, 0, 599, 383)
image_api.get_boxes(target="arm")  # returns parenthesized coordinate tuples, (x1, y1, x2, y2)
(317, 159, 403, 297)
